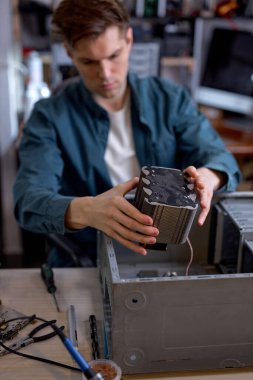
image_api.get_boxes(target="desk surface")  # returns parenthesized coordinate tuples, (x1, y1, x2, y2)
(215, 123, 253, 157)
(1, 268, 253, 380)
(199, 106, 253, 157)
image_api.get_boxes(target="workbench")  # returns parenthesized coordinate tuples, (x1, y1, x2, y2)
(1, 268, 253, 380)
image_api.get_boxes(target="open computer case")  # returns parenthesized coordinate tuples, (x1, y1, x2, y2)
(97, 192, 253, 375)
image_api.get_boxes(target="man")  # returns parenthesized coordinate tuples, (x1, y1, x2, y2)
(13, 0, 240, 267)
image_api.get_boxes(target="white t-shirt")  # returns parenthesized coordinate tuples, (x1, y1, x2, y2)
(104, 96, 140, 186)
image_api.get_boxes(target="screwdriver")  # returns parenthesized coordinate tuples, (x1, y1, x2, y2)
(41, 263, 60, 312)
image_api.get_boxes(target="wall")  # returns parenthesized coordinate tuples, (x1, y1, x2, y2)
(0, 0, 23, 265)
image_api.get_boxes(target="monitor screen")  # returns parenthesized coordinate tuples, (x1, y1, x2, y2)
(202, 28, 253, 97)
(192, 18, 253, 118)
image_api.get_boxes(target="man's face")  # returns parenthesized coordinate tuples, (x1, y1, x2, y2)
(66, 26, 133, 104)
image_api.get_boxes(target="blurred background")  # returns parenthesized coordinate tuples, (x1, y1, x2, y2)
(1, 0, 253, 268)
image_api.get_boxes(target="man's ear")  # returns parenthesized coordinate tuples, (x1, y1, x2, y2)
(126, 27, 133, 47)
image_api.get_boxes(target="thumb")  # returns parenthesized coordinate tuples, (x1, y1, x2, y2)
(117, 177, 139, 196)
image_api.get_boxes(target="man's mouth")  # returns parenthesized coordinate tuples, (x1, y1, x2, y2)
(101, 82, 115, 91)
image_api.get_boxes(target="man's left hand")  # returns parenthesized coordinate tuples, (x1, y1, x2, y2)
(184, 166, 225, 226)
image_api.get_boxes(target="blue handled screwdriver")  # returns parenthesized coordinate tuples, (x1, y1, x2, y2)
(41, 263, 60, 312)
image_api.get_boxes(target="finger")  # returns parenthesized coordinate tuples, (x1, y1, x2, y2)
(184, 165, 197, 178)
(107, 205, 159, 241)
(198, 207, 209, 226)
(116, 211, 158, 237)
(197, 188, 212, 225)
(111, 232, 148, 255)
(108, 222, 157, 256)
(195, 174, 205, 191)
(113, 226, 157, 249)
(115, 196, 154, 226)
(116, 177, 139, 196)
(110, 215, 158, 241)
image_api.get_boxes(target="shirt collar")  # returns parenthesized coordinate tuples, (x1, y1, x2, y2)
(128, 72, 153, 130)
(77, 73, 152, 127)
(78, 80, 108, 119)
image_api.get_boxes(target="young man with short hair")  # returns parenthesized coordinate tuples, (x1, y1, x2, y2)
(13, 0, 240, 266)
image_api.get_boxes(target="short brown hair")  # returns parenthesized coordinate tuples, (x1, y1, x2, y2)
(52, 0, 130, 46)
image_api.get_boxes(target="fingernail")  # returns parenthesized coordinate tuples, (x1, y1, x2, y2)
(153, 228, 159, 236)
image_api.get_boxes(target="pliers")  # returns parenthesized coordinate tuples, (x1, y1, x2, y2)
(0, 319, 64, 356)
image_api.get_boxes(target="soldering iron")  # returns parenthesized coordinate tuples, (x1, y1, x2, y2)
(53, 324, 104, 380)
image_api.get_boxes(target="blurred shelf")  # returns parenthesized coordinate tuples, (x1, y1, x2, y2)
(160, 56, 195, 69)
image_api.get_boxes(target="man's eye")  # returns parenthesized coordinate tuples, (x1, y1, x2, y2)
(110, 53, 120, 60)
(82, 61, 94, 65)
(78, 59, 96, 65)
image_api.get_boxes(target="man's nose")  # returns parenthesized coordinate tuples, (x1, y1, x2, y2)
(98, 60, 111, 80)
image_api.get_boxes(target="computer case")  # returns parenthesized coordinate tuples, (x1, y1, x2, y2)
(98, 192, 253, 375)
(209, 193, 253, 273)
(241, 239, 253, 273)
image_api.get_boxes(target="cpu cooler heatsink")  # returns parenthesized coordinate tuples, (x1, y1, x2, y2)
(134, 166, 198, 245)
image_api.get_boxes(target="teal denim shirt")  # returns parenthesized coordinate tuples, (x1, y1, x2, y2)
(13, 73, 241, 259)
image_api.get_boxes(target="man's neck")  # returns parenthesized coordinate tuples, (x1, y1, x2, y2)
(94, 84, 129, 113)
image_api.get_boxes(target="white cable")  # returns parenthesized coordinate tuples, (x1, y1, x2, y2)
(185, 237, 194, 276)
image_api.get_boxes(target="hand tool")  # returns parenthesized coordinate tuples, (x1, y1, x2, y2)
(41, 263, 60, 312)
(55, 324, 104, 380)
(0, 319, 64, 356)
(89, 314, 100, 359)
(67, 305, 78, 349)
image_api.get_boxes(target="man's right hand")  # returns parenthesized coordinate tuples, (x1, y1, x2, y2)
(64, 177, 159, 255)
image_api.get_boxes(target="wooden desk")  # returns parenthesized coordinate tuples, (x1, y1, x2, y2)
(215, 123, 253, 158)
(199, 106, 253, 158)
(0, 268, 102, 380)
(1, 268, 253, 380)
